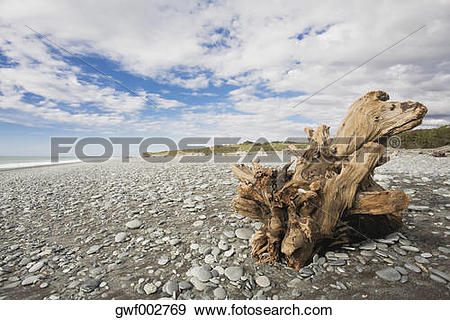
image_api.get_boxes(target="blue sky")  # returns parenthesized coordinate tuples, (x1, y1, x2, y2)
(0, 0, 449, 155)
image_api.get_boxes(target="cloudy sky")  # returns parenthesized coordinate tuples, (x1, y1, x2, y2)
(0, 0, 449, 155)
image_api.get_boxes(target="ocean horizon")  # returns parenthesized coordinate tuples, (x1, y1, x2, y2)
(0, 156, 80, 170)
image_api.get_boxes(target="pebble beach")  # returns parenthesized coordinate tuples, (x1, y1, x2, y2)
(0, 150, 449, 300)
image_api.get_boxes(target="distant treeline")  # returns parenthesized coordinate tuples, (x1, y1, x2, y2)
(142, 126, 449, 157)
(397, 125, 450, 149)
(142, 141, 308, 157)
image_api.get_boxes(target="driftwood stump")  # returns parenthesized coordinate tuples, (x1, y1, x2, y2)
(232, 91, 427, 270)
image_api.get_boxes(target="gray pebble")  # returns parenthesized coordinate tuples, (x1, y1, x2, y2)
(404, 263, 421, 273)
(224, 266, 243, 281)
(400, 245, 420, 253)
(143, 283, 157, 295)
(235, 228, 253, 240)
(21, 275, 39, 286)
(29, 260, 44, 273)
(255, 275, 270, 288)
(126, 219, 143, 229)
(80, 279, 101, 293)
(375, 268, 401, 281)
(213, 287, 227, 299)
(114, 232, 127, 243)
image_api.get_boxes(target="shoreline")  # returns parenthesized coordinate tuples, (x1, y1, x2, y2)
(0, 150, 448, 300)
(0, 159, 82, 172)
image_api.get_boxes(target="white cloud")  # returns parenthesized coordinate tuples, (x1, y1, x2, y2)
(0, 0, 449, 138)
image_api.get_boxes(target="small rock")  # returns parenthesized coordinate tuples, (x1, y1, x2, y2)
(143, 283, 157, 295)
(224, 266, 243, 281)
(169, 238, 181, 246)
(21, 275, 39, 286)
(235, 228, 253, 240)
(223, 230, 235, 238)
(178, 281, 192, 290)
(287, 278, 303, 288)
(255, 275, 270, 288)
(329, 260, 346, 266)
(213, 287, 227, 299)
(126, 219, 143, 229)
(158, 255, 169, 266)
(394, 266, 408, 275)
(190, 277, 206, 291)
(360, 242, 377, 250)
(163, 280, 179, 295)
(80, 279, 101, 293)
(87, 244, 102, 255)
(196, 266, 212, 282)
(115, 232, 127, 243)
(204, 254, 215, 264)
(29, 261, 44, 273)
(414, 256, 429, 264)
(429, 268, 450, 282)
(400, 245, 420, 253)
(375, 268, 401, 281)
(430, 274, 447, 284)
(404, 263, 421, 273)
(292, 288, 302, 297)
(193, 221, 204, 227)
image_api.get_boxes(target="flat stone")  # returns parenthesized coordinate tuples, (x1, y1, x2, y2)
(430, 274, 447, 284)
(375, 268, 401, 281)
(115, 232, 127, 243)
(385, 233, 399, 242)
(29, 261, 44, 273)
(213, 287, 227, 299)
(80, 279, 101, 293)
(421, 252, 432, 258)
(163, 280, 178, 295)
(178, 281, 192, 290)
(235, 228, 253, 240)
(193, 220, 204, 227)
(360, 250, 374, 257)
(329, 260, 346, 266)
(335, 253, 349, 259)
(408, 205, 429, 211)
(126, 219, 143, 229)
(224, 248, 234, 258)
(223, 230, 235, 238)
(404, 263, 421, 273)
(21, 275, 39, 286)
(190, 277, 206, 291)
(400, 245, 420, 253)
(292, 289, 302, 297)
(169, 238, 181, 246)
(157, 255, 169, 266)
(299, 268, 314, 277)
(87, 244, 102, 255)
(196, 266, 212, 282)
(414, 256, 429, 264)
(438, 247, 450, 254)
(218, 241, 229, 251)
(143, 283, 157, 295)
(224, 266, 243, 281)
(287, 278, 303, 288)
(429, 268, 450, 282)
(394, 266, 408, 275)
(204, 254, 215, 264)
(393, 246, 407, 255)
(255, 275, 270, 288)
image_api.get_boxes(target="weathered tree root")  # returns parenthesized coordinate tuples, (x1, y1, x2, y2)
(231, 91, 427, 270)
